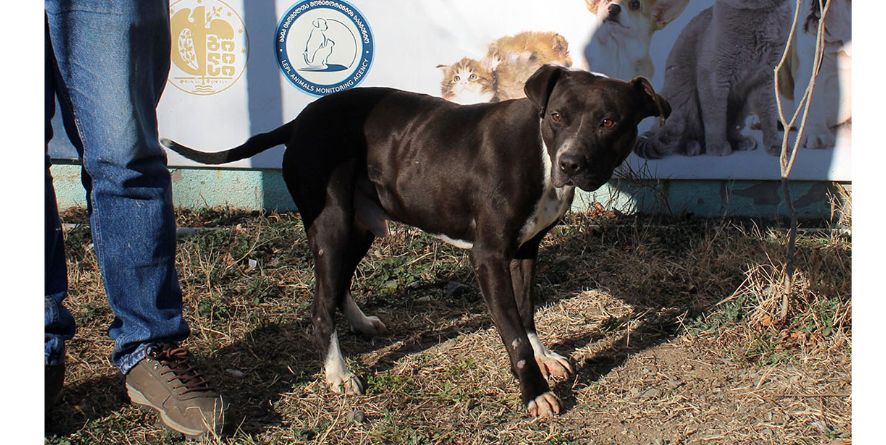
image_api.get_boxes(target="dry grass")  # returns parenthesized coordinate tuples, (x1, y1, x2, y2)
(828, 184, 852, 231)
(46, 207, 851, 444)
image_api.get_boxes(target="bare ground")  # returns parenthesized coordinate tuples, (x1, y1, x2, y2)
(46, 208, 851, 444)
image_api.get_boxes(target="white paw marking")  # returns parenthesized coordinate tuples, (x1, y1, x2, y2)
(527, 391, 561, 418)
(343, 293, 387, 336)
(328, 372, 364, 395)
(324, 332, 364, 395)
(528, 332, 574, 380)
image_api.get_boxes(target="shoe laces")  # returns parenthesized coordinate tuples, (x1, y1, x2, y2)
(149, 344, 214, 395)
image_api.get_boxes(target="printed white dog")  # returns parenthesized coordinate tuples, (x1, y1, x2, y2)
(583, 0, 689, 81)
(779, 0, 852, 149)
(303, 18, 335, 69)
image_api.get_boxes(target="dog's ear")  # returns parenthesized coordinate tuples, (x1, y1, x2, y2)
(524, 64, 567, 117)
(630, 77, 671, 126)
(652, 0, 690, 30)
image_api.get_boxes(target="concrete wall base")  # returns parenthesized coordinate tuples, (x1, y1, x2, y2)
(50, 164, 849, 220)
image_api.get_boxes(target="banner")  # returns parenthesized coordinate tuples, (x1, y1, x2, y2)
(48, 0, 851, 180)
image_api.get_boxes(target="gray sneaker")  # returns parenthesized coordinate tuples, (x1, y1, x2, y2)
(125, 344, 227, 438)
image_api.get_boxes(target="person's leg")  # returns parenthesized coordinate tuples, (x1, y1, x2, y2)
(45, 1, 226, 435)
(44, 17, 75, 408)
(45, 0, 189, 373)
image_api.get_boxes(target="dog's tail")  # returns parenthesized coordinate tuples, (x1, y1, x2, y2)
(161, 120, 296, 165)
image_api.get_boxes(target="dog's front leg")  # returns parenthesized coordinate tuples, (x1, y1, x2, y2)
(511, 238, 573, 381)
(471, 245, 560, 418)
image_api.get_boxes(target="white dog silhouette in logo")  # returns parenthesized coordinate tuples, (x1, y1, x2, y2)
(303, 18, 335, 70)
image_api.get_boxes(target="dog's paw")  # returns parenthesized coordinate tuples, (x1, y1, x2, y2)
(351, 315, 387, 337)
(527, 391, 561, 418)
(802, 127, 836, 149)
(535, 350, 574, 380)
(327, 372, 365, 395)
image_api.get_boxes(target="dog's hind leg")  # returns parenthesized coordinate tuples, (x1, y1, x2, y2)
(340, 229, 387, 337)
(344, 292, 387, 337)
(339, 179, 389, 336)
(311, 231, 365, 394)
(306, 162, 366, 395)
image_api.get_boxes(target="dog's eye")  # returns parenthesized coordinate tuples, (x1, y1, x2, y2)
(550, 112, 562, 124)
(469, 74, 478, 81)
(600, 118, 616, 129)
(629, 0, 640, 10)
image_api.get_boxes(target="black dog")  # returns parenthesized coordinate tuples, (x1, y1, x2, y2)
(164, 65, 669, 417)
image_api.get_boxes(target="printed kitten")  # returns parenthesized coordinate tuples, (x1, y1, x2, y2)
(488, 31, 573, 101)
(436, 57, 496, 105)
(436, 32, 572, 104)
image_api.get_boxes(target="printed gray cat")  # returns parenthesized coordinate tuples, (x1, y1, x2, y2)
(635, 0, 791, 158)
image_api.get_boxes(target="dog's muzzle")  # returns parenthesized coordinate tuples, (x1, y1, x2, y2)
(554, 153, 611, 191)
(558, 153, 586, 178)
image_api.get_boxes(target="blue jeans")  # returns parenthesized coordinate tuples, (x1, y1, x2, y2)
(45, 0, 189, 374)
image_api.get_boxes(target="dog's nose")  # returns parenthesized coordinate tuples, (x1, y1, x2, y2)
(558, 154, 585, 177)
(608, 3, 621, 17)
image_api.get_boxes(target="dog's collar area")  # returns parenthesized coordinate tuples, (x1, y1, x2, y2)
(519, 131, 575, 244)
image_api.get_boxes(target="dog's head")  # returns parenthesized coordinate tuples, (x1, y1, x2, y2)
(524, 65, 670, 191)
(312, 18, 329, 31)
(585, 0, 689, 33)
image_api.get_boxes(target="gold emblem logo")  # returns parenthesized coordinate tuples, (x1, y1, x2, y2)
(169, 0, 248, 95)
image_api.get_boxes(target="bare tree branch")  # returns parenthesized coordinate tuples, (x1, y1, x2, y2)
(772, 0, 832, 320)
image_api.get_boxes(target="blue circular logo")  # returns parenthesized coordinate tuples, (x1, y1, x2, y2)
(276, 0, 374, 96)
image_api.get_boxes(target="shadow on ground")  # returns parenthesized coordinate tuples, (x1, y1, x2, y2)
(46, 374, 127, 437)
(200, 215, 774, 436)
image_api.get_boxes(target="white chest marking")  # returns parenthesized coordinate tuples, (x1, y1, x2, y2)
(431, 128, 572, 250)
(519, 130, 575, 244)
(435, 234, 473, 250)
